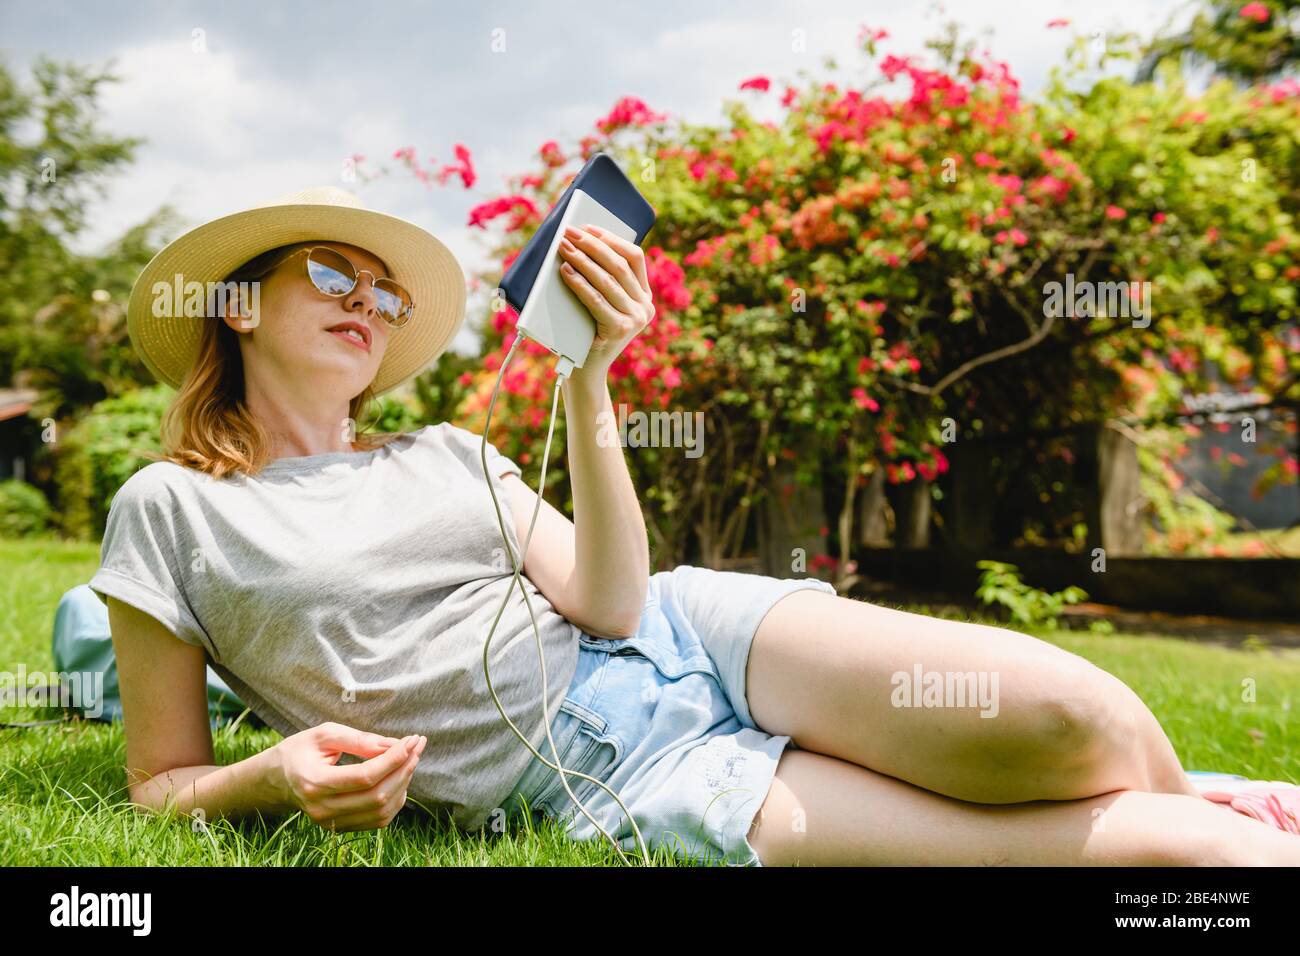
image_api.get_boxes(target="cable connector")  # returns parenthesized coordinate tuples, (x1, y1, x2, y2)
(555, 355, 576, 381)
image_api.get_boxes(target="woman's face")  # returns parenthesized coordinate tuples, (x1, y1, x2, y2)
(224, 241, 395, 402)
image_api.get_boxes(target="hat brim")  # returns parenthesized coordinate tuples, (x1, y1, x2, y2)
(126, 202, 466, 396)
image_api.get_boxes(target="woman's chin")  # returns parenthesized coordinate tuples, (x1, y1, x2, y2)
(302, 357, 379, 397)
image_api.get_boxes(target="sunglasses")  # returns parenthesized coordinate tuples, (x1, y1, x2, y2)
(255, 246, 414, 329)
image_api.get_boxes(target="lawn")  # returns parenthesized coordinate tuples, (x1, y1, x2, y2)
(2, 536, 1297, 866)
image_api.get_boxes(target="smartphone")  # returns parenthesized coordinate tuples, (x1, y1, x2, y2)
(499, 151, 656, 316)
(514, 188, 637, 369)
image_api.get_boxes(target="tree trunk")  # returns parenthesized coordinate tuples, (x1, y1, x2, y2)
(758, 460, 826, 578)
(1081, 422, 1143, 557)
(946, 441, 995, 552)
(857, 467, 890, 547)
(894, 479, 932, 548)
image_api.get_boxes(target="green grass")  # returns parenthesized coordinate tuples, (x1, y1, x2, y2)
(2, 536, 1297, 866)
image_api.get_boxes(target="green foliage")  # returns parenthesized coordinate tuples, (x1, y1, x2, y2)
(440, 11, 1299, 564)
(362, 393, 422, 434)
(0, 53, 174, 420)
(0, 480, 51, 537)
(974, 559, 1088, 629)
(1135, 425, 1241, 555)
(1137, 0, 1300, 84)
(53, 385, 171, 540)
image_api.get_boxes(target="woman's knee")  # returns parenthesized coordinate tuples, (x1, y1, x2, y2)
(1001, 657, 1147, 793)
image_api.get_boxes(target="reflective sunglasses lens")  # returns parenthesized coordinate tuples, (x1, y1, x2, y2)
(375, 280, 413, 327)
(306, 248, 357, 295)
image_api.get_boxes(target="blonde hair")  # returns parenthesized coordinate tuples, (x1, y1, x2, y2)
(157, 242, 403, 480)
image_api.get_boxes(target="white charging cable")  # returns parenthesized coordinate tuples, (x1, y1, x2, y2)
(479, 331, 651, 866)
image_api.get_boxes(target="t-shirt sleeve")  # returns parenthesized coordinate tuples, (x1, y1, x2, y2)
(88, 466, 210, 651)
(437, 422, 523, 481)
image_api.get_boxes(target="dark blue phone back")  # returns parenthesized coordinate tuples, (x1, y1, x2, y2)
(500, 152, 656, 313)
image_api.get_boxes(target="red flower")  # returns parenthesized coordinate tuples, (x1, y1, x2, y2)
(595, 96, 667, 133)
(467, 195, 538, 229)
(435, 143, 476, 189)
(973, 151, 1000, 168)
(1240, 2, 1270, 23)
(539, 141, 565, 167)
(1105, 205, 1127, 220)
(880, 55, 913, 81)
(852, 387, 880, 412)
(739, 76, 771, 92)
(1152, 211, 1167, 224)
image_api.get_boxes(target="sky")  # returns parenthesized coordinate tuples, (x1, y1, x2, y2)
(2, 0, 1193, 351)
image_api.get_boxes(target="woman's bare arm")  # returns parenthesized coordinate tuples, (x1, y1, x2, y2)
(107, 596, 293, 820)
(107, 597, 425, 830)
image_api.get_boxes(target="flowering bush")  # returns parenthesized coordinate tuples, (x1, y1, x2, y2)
(386, 19, 1299, 568)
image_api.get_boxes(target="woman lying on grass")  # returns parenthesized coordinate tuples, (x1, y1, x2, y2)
(90, 186, 1300, 866)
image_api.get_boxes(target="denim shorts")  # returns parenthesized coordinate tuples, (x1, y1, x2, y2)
(500, 564, 837, 867)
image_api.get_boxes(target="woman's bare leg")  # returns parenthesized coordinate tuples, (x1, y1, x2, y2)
(747, 748, 1300, 866)
(746, 590, 1201, 804)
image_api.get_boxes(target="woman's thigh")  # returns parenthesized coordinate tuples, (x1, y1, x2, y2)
(746, 747, 1270, 866)
(745, 589, 1149, 804)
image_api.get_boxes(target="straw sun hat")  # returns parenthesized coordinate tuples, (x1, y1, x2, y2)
(126, 186, 467, 395)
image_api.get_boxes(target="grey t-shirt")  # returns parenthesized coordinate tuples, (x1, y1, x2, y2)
(88, 422, 582, 831)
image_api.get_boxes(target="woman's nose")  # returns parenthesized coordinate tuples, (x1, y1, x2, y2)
(343, 272, 380, 319)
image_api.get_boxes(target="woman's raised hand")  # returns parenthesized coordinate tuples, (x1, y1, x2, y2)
(556, 223, 655, 376)
(271, 722, 427, 832)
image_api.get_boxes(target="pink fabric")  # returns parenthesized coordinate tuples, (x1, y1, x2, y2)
(1198, 781, 1300, 835)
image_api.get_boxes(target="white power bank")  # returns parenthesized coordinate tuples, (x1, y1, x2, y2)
(515, 187, 638, 371)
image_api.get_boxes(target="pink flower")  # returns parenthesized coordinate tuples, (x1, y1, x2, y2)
(594, 96, 667, 133)
(781, 86, 799, 108)
(973, 151, 1000, 168)
(1152, 211, 1167, 224)
(1105, 205, 1127, 220)
(858, 25, 889, 44)
(880, 55, 913, 81)
(852, 387, 880, 412)
(435, 143, 476, 189)
(1239, 3, 1270, 23)
(739, 76, 771, 92)
(1046, 18, 1070, 28)
(1029, 174, 1071, 203)
(539, 141, 565, 167)
(467, 195, 538, 229)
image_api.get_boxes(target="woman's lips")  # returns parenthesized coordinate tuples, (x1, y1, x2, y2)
(328, 328, 371, 353)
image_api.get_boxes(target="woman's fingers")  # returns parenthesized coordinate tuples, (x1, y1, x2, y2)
(316, 733, 422, 797)
(560, 260, 626, 335)
(560, 228, 641, 313)
(581, 224, 650, 295)
(312, 742, 422, 823)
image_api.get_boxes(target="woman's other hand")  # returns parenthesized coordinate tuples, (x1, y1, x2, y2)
(272, 722, 427, 832)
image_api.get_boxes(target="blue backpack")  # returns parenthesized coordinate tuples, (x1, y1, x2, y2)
(3, 584, 257, 730)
